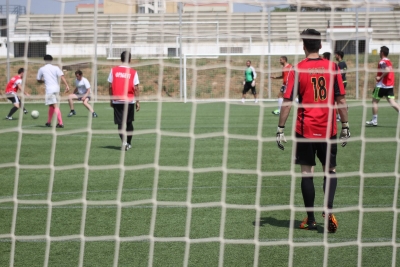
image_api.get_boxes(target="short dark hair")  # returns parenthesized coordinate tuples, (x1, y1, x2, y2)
(335, 51, 344, 59)
(380, 46, 389, 57)
(280, 56, 288, 62)
(322, 52, 331, 60)
(300, 29, 321, 53)
(75, 70, 83, 76)
(121, 51, 131, 63)
(44, 54, 53, 61)
(18, 68, 24, 74)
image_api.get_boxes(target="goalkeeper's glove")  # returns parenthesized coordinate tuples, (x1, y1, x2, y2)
(339, 122, 350, 147)
(251, 80, 256, 87)
(276, 126, 287, 150)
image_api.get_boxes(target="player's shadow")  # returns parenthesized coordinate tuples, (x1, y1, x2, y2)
(36, 125, 53, 128)
(368, 125, 397, 128)
(253, 217, 324, 233)
(101, 145, 123, 151)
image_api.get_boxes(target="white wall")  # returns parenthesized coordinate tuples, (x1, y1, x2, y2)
(1, 41, 400, 58)
(47, 43, 109, 57)
(44, 42, 331, 58)
(4, 40, 400, 58)
(370, 41, 400, 55)
(0, 14, 16, 57)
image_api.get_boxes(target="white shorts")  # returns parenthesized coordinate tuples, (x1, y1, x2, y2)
(6, 92, 20, 104)
(45, 93, 59, 105)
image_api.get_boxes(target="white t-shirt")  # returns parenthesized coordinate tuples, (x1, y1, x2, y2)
(36, 64, 64, 93)
(75, 77, 91, 95)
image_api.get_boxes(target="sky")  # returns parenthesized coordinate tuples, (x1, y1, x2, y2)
(0, 0, 264, 14)
(0, 0, 103, 14)
(0, 0, 394, 14)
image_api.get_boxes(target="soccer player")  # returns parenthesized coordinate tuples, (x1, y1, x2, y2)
(276, 29, 350, 233)
(5, 68, 29, 120)
(108, 51, 140, 151)
(322, 52, 331, 60)
(366, 46, 400, 126)
(37, 54, 70, 128)
(271, 56, 292, 115)
(241, 60, 257, 103)
(67, 70, 98, 118)
(335, 51, 348, 121)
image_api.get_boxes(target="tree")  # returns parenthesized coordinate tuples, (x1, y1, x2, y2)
(272, 7, 291, 12)
(289, 5, 345, 12)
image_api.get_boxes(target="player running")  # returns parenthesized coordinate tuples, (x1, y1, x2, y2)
(67, 70, 98, 118)
(5, 68, 29, 120)
(276, 29, 350, 233)
(366, 46, 400, 126)
(271, 56, 292, 115)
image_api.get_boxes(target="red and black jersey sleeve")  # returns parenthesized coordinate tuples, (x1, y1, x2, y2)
(283, 58, 346, 139)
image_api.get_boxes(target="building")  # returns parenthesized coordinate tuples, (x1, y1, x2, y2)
(76, 3, 104, 14)
(183, 3, 232, 13)
(104, 0, 177, 14)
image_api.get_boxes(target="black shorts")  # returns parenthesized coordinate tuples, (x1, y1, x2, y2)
(113, 103, 135, 124)
(7, 94, 20, 104)
(280, 85, 286, 93)
(242, 82, 256, 95)
(295, 132, 337, 167)
(372, 87, 395, 100)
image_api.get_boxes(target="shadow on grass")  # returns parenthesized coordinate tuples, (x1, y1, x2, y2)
(253, 217, 324, 233)
(366, 125, 398, 128)
(101, 146, 122, 151)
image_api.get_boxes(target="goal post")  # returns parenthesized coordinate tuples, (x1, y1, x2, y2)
(3, 0, 400, 266)
(183, 53, 275, 103)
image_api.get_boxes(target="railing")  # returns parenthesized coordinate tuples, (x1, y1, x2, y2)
(0, 5, 26, 15)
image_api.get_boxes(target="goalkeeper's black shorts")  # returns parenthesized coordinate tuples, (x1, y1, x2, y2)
(113, 103, 135, 124)
(243, 82, 256, 95)
(294, 133, 337, 167)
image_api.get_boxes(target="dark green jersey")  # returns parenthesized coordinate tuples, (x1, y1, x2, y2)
(244, 66, 256, 82)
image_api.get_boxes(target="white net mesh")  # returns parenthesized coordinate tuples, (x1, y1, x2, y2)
(1, 0, 400, 266)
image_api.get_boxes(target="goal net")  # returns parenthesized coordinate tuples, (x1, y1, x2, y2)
(1, 0, 400, 266)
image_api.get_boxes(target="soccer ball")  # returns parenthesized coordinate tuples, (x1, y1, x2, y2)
(31, 110, 39, 119)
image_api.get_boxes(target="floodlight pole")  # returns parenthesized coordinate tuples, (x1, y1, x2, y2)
(268, 6, 271, 99)
(6, 0, 10, 81)
(93, 0, 99, 102)
(355, 7, 359, 99)
(179, 2, 183, 101)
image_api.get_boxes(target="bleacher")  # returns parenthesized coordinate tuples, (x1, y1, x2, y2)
(12, 11, 400, 49)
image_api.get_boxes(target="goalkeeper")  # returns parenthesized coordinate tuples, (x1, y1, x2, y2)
(275, 29, 350, 233)
(241, 60, 258, 103)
